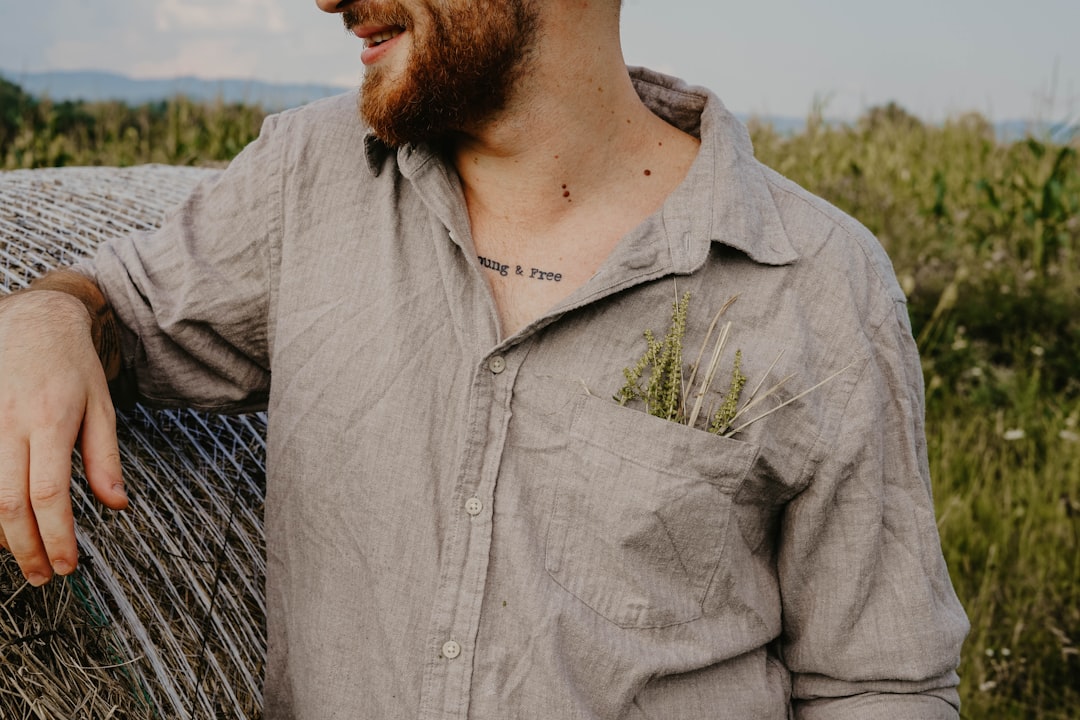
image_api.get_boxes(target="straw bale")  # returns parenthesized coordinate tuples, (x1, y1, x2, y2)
(0, 166, 267, 719)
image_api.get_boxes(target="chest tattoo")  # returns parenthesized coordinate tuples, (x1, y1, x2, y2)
(478, 255, 563, 282)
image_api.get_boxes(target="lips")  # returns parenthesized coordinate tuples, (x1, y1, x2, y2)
(354, 24, 408, 65)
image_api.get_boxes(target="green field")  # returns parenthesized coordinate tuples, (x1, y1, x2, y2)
(755, 106, 1080, 718)
(3, 78, 1079, 717)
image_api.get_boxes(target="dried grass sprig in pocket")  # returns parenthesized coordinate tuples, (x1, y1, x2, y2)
(614, 292, 851, 438)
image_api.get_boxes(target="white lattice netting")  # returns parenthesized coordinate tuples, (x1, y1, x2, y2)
(0, 166, 268, 720)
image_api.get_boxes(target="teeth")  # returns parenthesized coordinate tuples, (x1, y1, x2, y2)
(366, 29, 402, 47)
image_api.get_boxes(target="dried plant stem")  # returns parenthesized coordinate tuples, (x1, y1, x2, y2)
(686, 320, 733, 429)
(740, 350, 787, 411)
(618, 292, 849, 439)
(726, 360, 856, 436)
(682, 295, 739, 417)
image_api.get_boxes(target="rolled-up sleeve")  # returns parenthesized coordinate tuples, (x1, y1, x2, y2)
(779, 300, 970, 718)
(86, 113, 284, 413)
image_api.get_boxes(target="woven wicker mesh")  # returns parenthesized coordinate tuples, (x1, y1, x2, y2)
(0, 166, 267, 719)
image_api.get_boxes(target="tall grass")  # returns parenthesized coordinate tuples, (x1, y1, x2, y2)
(2, 79, 1078, 717)
(1, 78, 266, 168)
(750, 105, 1080, 402)
(751, 105, 1080, 718)
(930, 390, 1079, 718)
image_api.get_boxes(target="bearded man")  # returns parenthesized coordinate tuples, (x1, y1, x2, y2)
(0, 0, 968, 718)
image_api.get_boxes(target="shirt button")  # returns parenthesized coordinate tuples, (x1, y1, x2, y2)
(465, 497, 483, 516)
(488, 355, 506, 374)
(442, 640, 461, 660)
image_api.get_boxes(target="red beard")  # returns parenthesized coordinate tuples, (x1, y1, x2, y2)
(344, 0, 539, 147)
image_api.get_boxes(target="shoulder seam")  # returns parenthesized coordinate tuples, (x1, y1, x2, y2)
(759, 166, 905, 306)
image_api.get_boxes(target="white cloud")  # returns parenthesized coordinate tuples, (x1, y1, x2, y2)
(132, 39, 261, 79)
(156, 0, 287, 34)
(31, 1, 357, 84)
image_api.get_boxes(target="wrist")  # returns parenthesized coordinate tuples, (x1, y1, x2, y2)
(23, 270, 122, 380)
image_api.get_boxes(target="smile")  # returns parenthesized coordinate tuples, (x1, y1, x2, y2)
(366, 28, 404, 48)
(356, 24, 408, 66)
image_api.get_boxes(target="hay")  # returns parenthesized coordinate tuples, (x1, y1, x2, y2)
(1, 166, 267, 719)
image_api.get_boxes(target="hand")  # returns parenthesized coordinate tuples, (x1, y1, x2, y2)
(0, 290, 127, 586)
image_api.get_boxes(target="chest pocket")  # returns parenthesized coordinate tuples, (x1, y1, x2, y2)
(545, 395, 759, 629)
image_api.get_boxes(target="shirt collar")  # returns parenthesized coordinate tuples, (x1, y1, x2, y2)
(363, 127, 441, 182)
(362, 67, 799, 268)
(363, 132, 388, 175)
(630, 66, 798, 269)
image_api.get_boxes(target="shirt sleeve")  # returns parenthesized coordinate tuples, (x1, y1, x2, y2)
(778, 300, 970, 719)
(86, 112, 285, 414)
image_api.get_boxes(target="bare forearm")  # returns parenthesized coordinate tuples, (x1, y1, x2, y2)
(20, 270, 122, 381)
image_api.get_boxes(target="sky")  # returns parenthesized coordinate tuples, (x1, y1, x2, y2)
(1, 0, 1078, 123)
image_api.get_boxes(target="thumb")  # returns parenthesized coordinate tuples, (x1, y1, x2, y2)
(80, 386, 127, 511)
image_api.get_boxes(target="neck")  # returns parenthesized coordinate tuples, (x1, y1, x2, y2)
(450, 6, 699, 236)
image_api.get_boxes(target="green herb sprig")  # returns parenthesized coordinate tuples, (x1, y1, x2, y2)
(615, 292, 850, 438)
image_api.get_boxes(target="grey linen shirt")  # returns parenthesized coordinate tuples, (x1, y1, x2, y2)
(89, 68, 969, 719)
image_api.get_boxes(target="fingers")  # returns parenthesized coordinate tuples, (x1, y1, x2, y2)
(1, 393, 122, 584)
(0, 391, 124, 585)
(0, 440, 52, 585)
(29, 422, 81, 579)
(81, 382, 127, 512)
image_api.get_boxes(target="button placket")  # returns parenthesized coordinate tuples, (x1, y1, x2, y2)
(420, 347, 524, 716)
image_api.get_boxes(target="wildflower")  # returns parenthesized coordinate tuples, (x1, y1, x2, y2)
(951, 326, 969, 351)
(1031, 345, 1045, 358)
(1059, 430, 1079, 443)
(1003, 429, 1025, 441)
(979, 680, 998, 692)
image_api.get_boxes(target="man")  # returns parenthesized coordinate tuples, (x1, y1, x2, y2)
(0, 0, 968, 717)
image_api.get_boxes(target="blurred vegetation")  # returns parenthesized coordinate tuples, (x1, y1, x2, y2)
(750, 104, 1080, 718)
(750, 103, 1079, 407)
(2, 78, 1078, 717)
(1, 77, 265, 168)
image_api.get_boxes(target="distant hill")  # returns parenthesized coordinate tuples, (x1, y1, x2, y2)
(0, 69, 352, 111)
(0, 69, 827, 132)
(3, 68, 1072, 143)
